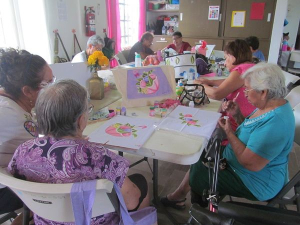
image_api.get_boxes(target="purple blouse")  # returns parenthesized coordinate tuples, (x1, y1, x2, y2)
(8, 137, 130, 225)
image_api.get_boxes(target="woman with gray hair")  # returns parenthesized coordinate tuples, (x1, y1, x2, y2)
(162, 63, 295, 209)
(8, 80, 150, 225)
(72, 34, 105, 63)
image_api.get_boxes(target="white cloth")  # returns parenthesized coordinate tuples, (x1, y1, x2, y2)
(0, 96, 36, 168)
(72, 51, 87, 63)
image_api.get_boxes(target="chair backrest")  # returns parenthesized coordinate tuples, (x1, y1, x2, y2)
(282, 70, 300, 89)
(294, 103, 300, 146)
(122, 50, 130, 62)
(114, 51, 128, 65)
(290, 51, 300, 62)
(285, 86, 300, 109)
(0, 168, 115, 223)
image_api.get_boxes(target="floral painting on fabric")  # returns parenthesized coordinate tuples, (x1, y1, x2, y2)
(127, 67, 172, 99)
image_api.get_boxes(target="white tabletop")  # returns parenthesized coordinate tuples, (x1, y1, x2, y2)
(84, 98, 222, 165)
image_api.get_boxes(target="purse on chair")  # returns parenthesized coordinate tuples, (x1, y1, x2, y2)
(179, 83, 210, 106)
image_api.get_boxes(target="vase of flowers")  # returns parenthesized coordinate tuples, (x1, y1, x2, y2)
(87, 51, 109, 100)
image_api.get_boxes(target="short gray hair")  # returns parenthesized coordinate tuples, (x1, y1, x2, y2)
(87, 35, 105, 47)
(242, 62, 287, 99)
(35, 80, 88, 138)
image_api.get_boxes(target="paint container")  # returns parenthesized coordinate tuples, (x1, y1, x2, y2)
(116, 107, 121, 115)
(121, 107, 126, 116)
(149, 107, 155, 117)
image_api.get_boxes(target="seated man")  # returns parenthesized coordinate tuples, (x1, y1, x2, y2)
(164, 31, 191, 54)
(245, 36, 265, 62)
(128, 32, 154, 62)
(72, 35, 105, 63)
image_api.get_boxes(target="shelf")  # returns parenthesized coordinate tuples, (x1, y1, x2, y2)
(148, 9, 179, 12)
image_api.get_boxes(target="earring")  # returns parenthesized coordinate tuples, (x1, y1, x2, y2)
(29, 99, 33, 107)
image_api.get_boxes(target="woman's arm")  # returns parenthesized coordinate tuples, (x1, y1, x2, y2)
(194, 78, 225, 86)
(200, 71, 244, 100)
(218, 118, 270, 172)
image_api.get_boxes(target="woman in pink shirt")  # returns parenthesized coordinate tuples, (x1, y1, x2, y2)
(195, 39, 256, 130)
(165, 31, 191, 54)
(161, 40, 256, 210)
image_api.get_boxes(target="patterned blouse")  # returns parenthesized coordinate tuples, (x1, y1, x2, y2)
(8, 137, 130, 225)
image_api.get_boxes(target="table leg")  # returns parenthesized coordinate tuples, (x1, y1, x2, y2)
(153, 159, 159, 205)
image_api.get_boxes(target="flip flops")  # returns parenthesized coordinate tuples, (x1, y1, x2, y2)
(160, 196, 186, 210)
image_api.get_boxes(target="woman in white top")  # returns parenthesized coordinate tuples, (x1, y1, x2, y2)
(0, 48, 54, 218)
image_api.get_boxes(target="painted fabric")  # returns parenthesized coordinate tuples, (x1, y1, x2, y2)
(8, 137, 130, 225)
(223, 102, 295, 201)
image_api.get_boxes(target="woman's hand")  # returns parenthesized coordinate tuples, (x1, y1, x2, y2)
(221, 100, 240, 116)
(218, 117, 234, 135)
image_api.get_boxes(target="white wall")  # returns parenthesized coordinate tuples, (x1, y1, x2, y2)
(45, 0, 107, 63)
(284, 0, 300, 47)
(268, 0, 288, 64)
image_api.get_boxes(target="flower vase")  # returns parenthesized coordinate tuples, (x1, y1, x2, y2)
(88, 71, 104, 100)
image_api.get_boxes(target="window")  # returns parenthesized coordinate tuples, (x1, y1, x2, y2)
(119, 0, 139, 49)
(0, 0, 51, 63)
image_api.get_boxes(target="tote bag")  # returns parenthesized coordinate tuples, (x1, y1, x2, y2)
(114, 183, 158, 225)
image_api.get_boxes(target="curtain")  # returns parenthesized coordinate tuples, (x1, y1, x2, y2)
(106, 0, 121, 68)
(138, 0, 146, 39)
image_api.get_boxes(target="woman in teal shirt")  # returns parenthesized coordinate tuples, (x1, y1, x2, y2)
(190, 62, 295, 203)
(161, 63, 295, 209)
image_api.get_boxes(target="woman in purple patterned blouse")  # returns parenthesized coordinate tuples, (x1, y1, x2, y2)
(8, 80, 150, 225)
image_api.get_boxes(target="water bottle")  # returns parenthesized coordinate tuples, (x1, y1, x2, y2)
(135, 52, 141, 67)
(162, 26, 166, 35)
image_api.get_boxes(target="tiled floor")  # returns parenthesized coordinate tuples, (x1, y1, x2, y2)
(2, 143, 299, 225)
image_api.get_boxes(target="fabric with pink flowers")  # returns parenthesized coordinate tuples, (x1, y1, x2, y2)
(127, 67, 173, 99)
(157, 105, 221, 140)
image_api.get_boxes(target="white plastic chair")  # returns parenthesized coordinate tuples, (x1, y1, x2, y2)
(0, 168, 116, 224)
(285, 51, 300, 75)
(285, 86, 300, 109)
(114, 50, 130, 65)
(294, 103, 300, 146)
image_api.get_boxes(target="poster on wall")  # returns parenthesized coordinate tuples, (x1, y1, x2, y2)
(208, 6, 220, 20)
(57, 0, 68, 21)
(231, 11, 246, 27)
(250, 2, 265, 20)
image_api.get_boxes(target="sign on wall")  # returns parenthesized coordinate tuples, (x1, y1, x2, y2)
(231, 11, 246, 27)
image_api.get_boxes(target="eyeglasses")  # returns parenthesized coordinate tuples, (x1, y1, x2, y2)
(39, 76, 56, 88)
(88, 103, 94, 114)
(243, 88, 254, 95)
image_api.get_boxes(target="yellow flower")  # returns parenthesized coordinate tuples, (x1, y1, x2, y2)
(87, 51, 109, 70)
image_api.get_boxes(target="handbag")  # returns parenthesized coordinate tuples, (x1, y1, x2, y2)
(114, 183, 158, 225)
(179, 83, 210, 106)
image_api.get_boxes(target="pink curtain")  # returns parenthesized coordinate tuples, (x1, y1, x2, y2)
(106, 0, 121, 68)
(138, 0, 146, 39)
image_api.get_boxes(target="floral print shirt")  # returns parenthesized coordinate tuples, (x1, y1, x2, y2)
(8, 137, 130, 225)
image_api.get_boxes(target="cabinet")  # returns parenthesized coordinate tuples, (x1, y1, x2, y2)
(179, 0, 221, 37)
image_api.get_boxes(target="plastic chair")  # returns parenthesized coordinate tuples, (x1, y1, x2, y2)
(285, 85, 300, 109)
(0, 167, 117, 225)
(114, 50, 130, 65)
(285, 51, 300, 75)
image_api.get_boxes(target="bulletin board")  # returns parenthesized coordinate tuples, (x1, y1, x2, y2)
(223, 0, 276, 38)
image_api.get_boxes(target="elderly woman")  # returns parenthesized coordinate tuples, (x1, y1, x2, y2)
(72, 34, 105, 63)
(8, 80, 150, 225)
(162, 63, 295, 209)
(128, 32, 155, 62)
(164, 31, 191, 54)
(0, 48, 54, 217)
